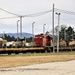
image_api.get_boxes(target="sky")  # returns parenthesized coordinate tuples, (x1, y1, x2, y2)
(0, 0, 75, 34)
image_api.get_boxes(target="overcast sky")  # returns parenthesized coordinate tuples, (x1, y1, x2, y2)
(0, 0, 75, 34)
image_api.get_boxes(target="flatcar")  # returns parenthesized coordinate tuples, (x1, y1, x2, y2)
(0, 34, 53, 55)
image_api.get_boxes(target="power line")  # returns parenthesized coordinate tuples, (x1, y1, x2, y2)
(1, 7, 75, 22)
(55, 8, 75, 25)
(0, 10, 52, 19)
(0, 17, 19, 19)
(0, 7, 52, 18)
(23, 10, 52, 17)
(55, 8, 75, 15)
(0, 8, 20, 16)
(1, 7, 75, 19)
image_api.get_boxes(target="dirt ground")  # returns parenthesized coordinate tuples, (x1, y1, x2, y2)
(0, 54, 75, 68)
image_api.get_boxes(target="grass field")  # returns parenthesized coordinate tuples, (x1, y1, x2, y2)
(0, 52, 75, 68)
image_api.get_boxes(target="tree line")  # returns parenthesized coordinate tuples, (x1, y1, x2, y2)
(54, 25, 75, 43)
(59, 26, 75, 41)
(1, 34, 33, 42)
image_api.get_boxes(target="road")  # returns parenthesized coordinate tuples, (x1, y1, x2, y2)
(0, 60, 75, 75)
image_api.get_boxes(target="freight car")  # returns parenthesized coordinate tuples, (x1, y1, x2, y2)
(55, 39, 75, 52)
(59, 40, 75, 47)
(0, 34, 53, 55)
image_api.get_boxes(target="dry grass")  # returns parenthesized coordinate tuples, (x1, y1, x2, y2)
(0, 52, 75, 68)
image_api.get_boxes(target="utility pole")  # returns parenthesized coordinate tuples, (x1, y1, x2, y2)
(52, 4, 55, 53)
(56, 12, 61, 52)
(20, 16, 22, 39)
(43, 24, 46, 34)
(17, 20, 20, 41)
(3, 31, 5, 40)
(32, 22, 35, 47)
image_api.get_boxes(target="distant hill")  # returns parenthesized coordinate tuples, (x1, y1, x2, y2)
(0, 32, 33, 38)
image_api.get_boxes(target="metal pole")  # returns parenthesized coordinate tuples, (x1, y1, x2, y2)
(3, 31, 5, 40)
(56, 12, 61, 52)
(32, 22, 35, 46)
(20, 16, 22, 39)
(17, 20, 19, 41)
(52, 4, 55, 53)
(43, 24, 46, 34)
